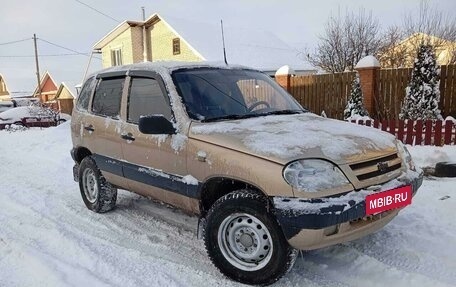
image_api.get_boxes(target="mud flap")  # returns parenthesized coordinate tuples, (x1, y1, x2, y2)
(73, 163, 79, 182)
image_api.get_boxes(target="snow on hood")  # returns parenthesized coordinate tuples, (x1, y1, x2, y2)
(190, 113, 397, 165)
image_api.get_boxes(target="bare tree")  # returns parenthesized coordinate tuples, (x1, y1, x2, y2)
(308, 9, 381, 73)
(377, 25, 408, 68)
(378, 0, 456, 67)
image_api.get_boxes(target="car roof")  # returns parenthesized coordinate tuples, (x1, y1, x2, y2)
(91, 61, 258, 79)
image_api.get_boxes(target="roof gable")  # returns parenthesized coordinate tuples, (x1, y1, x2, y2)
(56, 82, 75, 100)
(33, 71, 58, 96)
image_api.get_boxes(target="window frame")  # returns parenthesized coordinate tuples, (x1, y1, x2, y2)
(90, 76, 126, 119)
(76, 76, 95, 112)
(172, 38, 181, 55)
(111, 48, 123, 66)
(125, 71, 174, 125)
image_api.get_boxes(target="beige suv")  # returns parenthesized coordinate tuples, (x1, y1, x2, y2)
(71, 62, 423, 285)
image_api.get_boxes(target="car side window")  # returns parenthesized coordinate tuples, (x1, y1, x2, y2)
(127, 77, 172, 124)
(76, 76, 95, 111)
(92, 77, 125, 118)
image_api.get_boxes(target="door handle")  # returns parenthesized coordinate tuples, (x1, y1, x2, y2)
(121, 133, 135, 141)
(84, 125, 94, 132)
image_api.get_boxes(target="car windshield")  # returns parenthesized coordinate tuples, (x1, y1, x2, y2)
(172, 68, 305, 122)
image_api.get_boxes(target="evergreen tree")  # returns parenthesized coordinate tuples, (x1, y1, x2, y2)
(344, 74, 369, 120)
(399, 44, 442, 120)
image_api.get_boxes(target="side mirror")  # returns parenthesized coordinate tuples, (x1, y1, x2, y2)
(138, 115, 176, 134)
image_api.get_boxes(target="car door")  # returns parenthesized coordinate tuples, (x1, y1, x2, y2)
(86, 73, 127, 189)
(119, 71, 192, 211)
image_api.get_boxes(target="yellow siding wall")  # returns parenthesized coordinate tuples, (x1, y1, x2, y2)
(101, 28, 134, 68)
(0, 77, 8, 96)
(149, 20, 203, 62)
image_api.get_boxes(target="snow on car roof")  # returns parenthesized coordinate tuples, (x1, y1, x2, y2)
(92, 61, 254, 78)
(0, 107, 31, 122)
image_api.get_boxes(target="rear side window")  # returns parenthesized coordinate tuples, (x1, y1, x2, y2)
(76, 77, 95, 111)
(92, 77, 125, 118)
(127, 77, 172, 123)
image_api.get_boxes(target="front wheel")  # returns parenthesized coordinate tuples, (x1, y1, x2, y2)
(204, 190, 297, 285)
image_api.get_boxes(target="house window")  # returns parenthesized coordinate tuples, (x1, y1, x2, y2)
(173, 38, 181, 55)
(111, 48, 123, 66)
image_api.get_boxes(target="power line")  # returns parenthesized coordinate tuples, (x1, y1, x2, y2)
(37, 38, 102, 60)
(0, 53, 93, 58)
(0, 38, 32, 46)
(73, 0, 120, 23)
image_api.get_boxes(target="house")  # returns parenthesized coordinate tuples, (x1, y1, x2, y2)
(33, 71, 58, 103)
(55, 83, 75, 115)
(379, 32, 456, 68)
(0, 74, 10, 101)
(93, 13, 315, 75)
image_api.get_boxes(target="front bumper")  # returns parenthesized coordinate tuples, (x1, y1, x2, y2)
(273, 169, 423, 250)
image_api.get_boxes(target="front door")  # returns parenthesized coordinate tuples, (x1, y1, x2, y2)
(119, 73, 192, 211)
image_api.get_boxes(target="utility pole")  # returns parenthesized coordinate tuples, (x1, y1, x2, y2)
(33, 34, 42, 99)
(142, 7, 147, 62)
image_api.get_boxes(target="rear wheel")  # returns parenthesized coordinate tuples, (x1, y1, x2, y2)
(204, 190, 297, 285)
(78, 156, 117, 213)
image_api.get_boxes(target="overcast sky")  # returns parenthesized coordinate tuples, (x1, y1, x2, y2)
(1, 0, 455, 94)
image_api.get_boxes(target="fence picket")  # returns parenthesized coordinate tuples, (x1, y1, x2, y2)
(434, 120, 442, 146)
(389, 120, 396, 137)
(415, 120, 423, 145)
(405, 121, 414, 145)
(373, 120, 379, 128)
(381, 120, 388, 132)
(397, 120, 405, 143)
(444, 121, 453, 144)
(424, 120, 432, 145)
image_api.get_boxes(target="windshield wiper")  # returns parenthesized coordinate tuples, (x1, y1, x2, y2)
(255, 109, 305, 116)
(201, 110, 306, 122)
(201, 114, 260, 122)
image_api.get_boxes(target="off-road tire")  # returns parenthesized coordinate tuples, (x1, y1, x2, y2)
(78, 156, 117, 213)
(435, 162, 456, 178)
(204, 190, 297, 285)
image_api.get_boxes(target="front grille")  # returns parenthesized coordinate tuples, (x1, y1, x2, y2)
(349, 153, 402, 181)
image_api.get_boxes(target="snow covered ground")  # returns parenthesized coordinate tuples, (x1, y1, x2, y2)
(0, 123, 455, 287)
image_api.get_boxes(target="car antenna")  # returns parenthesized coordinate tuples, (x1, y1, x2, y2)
(221, 19, 228, 65)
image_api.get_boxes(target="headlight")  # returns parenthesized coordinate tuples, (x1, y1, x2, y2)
(283, 159, 350, 193)
(397, 142, 415, 171)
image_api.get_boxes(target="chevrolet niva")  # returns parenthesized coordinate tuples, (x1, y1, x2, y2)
(70, 62, 423, 285)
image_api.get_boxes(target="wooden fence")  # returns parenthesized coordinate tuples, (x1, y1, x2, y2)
(280, 64, 456, 120)
(376, 65, 456, 120)
(289, 72, 355, 119)
(350, 119, 456, 146)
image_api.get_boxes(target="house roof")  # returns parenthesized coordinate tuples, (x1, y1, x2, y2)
(93, 13, 314, 72)
(161, 14, 313, 71)
(55, 82, 75, 100)
(33, 71, 58, 97)
(397, 32, 456, 47)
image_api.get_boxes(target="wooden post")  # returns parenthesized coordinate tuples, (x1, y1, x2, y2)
(355, 56, 380, 118)
(275, 74, 291, 92)
(275, 65, 295, 93)
(33, 34, 42, 99)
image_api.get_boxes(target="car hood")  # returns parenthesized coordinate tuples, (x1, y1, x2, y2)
(189, 113, 397, 165)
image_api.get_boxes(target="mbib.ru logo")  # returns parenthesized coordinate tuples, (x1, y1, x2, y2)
(365, 185, 412, 215)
